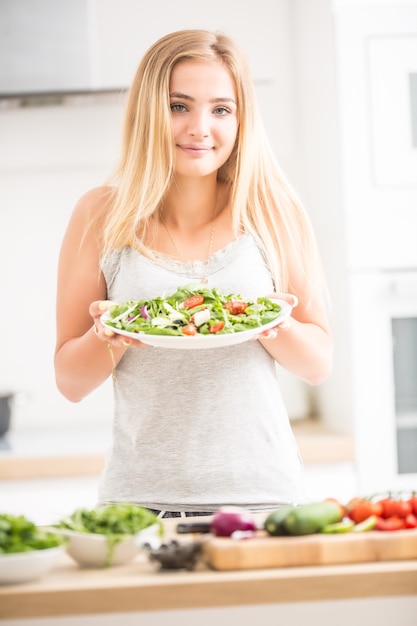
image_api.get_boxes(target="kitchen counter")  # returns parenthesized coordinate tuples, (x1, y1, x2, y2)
(0, 419, 355, 480)
(0, 519, 416, 621)
(2, 558, 417, 620)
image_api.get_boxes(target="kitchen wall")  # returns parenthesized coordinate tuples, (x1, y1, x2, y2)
(9, 0, 410, 442)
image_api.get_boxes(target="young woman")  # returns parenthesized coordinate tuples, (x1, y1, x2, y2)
(55, 30, 333, 517)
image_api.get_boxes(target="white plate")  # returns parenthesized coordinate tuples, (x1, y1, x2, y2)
(101, 299, 292, 350)
(0, 546, 65, 584)
(49, 523, 161, 568)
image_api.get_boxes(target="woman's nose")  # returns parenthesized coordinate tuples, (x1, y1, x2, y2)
(188, 111, 210, 137)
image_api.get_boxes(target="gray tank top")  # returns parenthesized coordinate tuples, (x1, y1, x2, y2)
(98, 234, 305, 512)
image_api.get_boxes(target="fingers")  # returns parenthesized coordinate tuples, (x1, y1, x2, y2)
(91, 300, 111, 336)
(91, 300, 127, 346)
(267, 292, 298, 309)
(258, 318, 291, 340)
(260, 328, 278, 340)
(91, 300, 150, 350)
(256, 292, 296, 340)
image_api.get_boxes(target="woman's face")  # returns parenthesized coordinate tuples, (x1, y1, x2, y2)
(169, 59, 239, 179)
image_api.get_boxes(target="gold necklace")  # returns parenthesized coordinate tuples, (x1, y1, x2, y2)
(160, 213, 216, 284)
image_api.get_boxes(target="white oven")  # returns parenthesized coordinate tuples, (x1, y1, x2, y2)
(349, 270, 417, 494)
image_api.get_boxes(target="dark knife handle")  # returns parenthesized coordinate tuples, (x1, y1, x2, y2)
(176, 522, 211, 534)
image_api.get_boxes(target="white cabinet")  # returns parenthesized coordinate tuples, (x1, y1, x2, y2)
(333, 3, 417, 270)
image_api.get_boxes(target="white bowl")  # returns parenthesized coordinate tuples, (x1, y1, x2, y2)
(52, 523, 161, 567)
(0, 546, 65, 584)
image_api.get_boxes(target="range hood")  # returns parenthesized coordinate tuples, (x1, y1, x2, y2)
(0, 0, 121, 98)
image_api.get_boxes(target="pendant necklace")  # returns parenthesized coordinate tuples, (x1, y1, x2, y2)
(160, 212, 216, 284)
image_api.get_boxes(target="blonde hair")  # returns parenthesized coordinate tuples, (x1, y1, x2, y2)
(102, 29, 326, 301)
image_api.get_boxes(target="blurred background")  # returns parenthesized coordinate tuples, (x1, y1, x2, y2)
(0, 0, 416, 519)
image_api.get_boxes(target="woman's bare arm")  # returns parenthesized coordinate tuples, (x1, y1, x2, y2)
(54, 188, 131, 402)
(259, 254, 333, 386)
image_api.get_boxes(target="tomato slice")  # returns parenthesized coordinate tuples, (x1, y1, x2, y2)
(209, 320, 225, 334)
(182, 295, 204, 309)
(182, 323, 197, 336)
(224, 301, 248, 315)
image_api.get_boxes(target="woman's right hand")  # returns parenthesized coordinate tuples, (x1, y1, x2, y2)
(89, 300, 149, 350)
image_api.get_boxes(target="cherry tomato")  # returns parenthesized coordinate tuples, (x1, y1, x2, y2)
(346, 499, 383, 524)
(182, 323, 197, 336)
(378, 498, 412, 519)
(375, 516, 406, 531)
(405, 513, 417, 529)
(346, 497, 363, 510)
(209, 320, 225, 334)
(224, 301, 248, 315)
(408, 496, 417, 517)
(325, 498, 346, 518)
(182, 295, 204, 309)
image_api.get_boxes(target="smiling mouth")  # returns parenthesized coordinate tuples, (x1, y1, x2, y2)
(179, 145, 213, 154)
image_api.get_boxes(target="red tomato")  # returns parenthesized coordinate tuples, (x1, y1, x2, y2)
(325, 498, 346, 518)
(182, 295, 204, 309)
(378, 498, 412, 519)
(209, 320, 225, 334)
(375, 516, 406, 531)
(408, 496, 417, 516)
(405, 513, 417, 529)
(182, 323, 197, 336)
(224, 301, 248, 315)
(346, 497, 363, 510)
(347, 499, 383, 523)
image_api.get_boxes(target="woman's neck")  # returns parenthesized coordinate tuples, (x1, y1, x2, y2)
(162, 176, 223, 228)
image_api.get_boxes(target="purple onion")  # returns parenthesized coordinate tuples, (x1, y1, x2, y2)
(210, 507, 257, 537)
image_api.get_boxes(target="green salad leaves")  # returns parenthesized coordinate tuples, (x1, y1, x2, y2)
(104, 284, 281, 337)
(0, 513, 65, 554)
(55, 504, 160, 537)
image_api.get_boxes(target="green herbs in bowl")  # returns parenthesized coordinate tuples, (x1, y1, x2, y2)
(53, 504, 162, 568)
(0, 513, 66, 584)
(0, 513, 65, 554)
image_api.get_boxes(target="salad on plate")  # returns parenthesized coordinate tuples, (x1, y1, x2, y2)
(101, 284, 286, 341)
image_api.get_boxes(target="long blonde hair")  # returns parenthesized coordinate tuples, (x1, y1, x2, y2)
(102, 29, 325, 301)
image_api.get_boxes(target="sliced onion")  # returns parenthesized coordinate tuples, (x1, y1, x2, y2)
(210, 507, 257, 537)
(140, 305, 149, 319)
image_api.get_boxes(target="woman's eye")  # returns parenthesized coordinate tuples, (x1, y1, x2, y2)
(214, 106, 231, 116)
(170, 103, 187, 113)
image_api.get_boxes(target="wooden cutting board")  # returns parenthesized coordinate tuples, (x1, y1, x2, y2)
(202, 529, 417, 570)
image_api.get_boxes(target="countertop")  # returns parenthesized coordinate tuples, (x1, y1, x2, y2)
(0, 419, 355, 480)
(0, 519, 416, 621)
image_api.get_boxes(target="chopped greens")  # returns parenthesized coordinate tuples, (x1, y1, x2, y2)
(55, 504, 162, 567)
(104, 283, 282, 337)
(0, 513, 65, 554)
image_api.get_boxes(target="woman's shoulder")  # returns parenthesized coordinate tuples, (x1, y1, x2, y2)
(73, 185, 115, 219)
(63, 186, 116, 250)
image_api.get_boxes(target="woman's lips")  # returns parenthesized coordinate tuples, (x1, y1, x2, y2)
(178, 144, 213, 156)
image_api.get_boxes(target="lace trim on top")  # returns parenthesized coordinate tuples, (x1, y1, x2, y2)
(135, 233, 250, 280)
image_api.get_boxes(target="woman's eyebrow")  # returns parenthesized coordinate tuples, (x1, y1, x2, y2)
(169, 91, 236, 104)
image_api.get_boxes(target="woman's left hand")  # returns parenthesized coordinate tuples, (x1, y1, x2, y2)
(257, 292, 298, 339)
